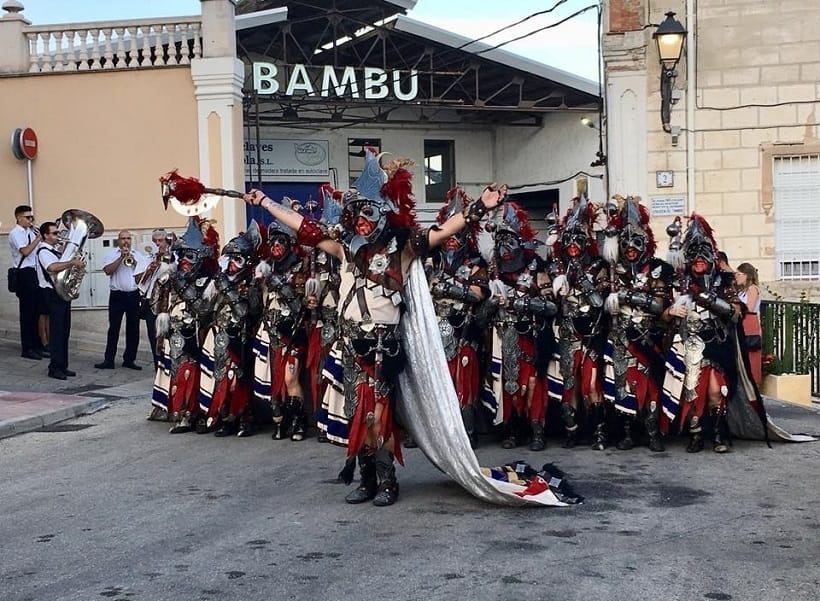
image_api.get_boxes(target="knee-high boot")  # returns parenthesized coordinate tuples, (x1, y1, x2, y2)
(373, 448, 399, 507)
(287, 396, 307, 441)
(686, 414, 704, 453)
(711, 406, 730, 453)
(590, 403, 608, 451)
(344, 451, 378, 504)
(616, 413, 635, 450)
(645, 401, 664, 452)
(271, 400, 286, 440)
(529, 419, 546, 451)
(561, 404, 578, 448)
(461, 404, 477, 449)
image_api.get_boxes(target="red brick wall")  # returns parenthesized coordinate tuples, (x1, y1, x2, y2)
(609, 0, 644, 32)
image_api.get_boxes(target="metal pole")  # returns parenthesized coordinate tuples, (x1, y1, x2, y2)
(26, 159, 34, 210)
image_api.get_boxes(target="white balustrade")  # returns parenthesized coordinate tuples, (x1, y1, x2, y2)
(24, 16, 202, 73)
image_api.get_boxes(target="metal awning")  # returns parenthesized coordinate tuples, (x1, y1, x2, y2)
(235, 0, 599, 127)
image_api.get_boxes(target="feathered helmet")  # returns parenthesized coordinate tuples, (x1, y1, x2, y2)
(602, 195, 655, 265)
(555, 195, 598, 260)
(341, 147, 417, 245)
(221, 220, 262, 279)
(487, 200, 537, 273)
(681, 213, 719, 275)
(436, 185, 480, 251)
(266, 213, 297, 260)
(173, 217, 216, 278)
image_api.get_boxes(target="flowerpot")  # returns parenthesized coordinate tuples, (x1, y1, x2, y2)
(761, 374, 812, 407)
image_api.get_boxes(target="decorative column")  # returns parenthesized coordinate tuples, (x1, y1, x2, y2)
(192, 0, 245, 240)
(0, 0, 31, 74)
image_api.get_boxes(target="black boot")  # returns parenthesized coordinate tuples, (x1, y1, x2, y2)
(287, 396, 307, 441)
(529, 419, 546, 451)
(373, 449, 400, 507)
(686, 416, 704, 453)
(344, 452, 378, 504)
(616, 414, 635, 450)
(237, 408, 254, 438)
(645, 401, 665, 452)
(462, 405, 478, 449)
(271, 401, 286, 440)
(590, 403, 608, 451)
(214, 416, 236, 437)
(169, 412, 192, 434)
(711, 407, 730, 453)
(501, 414, 519, 449)
(561, 404, 578, 448)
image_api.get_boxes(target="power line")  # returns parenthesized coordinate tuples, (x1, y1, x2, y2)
(455, 0, 572, 50)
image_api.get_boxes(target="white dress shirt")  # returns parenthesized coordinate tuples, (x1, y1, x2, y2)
(9, 224, 37, 269)
(102, 247, 148, 292)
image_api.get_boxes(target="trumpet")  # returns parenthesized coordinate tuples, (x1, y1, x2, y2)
(122, 243, 137, 268)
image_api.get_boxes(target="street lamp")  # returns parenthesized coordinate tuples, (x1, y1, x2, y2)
(653, 11, 687, 133)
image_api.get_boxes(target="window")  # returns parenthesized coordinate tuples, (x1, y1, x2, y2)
(348, 137, 381, 187)
(773, 155, 820, 280)
(424, 139, 455, 202)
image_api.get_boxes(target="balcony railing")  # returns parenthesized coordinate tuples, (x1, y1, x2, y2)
(25, 17, 202, 73)
(761, 299, 820, 396)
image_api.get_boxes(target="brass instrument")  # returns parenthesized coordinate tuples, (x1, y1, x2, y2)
(54, 209, 105, 302)
(122, 241, 137, 268)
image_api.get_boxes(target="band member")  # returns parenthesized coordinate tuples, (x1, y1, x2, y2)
(135, 228, 174, 369)
(252, 217, 314, 442)
(199, 222, 263, 437)
(151, 219, 217, 433)
(428, 186, 489, 448)
(9, 205, 44, 360)
(602, 196, 674, 452)
(552, 196, 610, 449)
(244, 148, 504, 506)
(36, 222, 84, 380)
(483, 200, 557, 451)
(95, 230, 149, 371)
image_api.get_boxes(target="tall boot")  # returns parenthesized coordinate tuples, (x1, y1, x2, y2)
(287, 396, 307, 441)
(344, 451, 378, 504)
(529, 419, 546, 452)
(237, 407, 254, 438)
(373, 449, 400, 507)
(590, 403, 608, 451)
(169, 411, 192, 434)
(501, 413, 519, 449)
(561, 404, 578, 448)
(711, 406, 730, 453)
(461, 404, 478, 449)
(645, 401, 665, 452)
(616, 413, 635, 450)
(271, 400, 286, 440)
(686, 415, 704, 453)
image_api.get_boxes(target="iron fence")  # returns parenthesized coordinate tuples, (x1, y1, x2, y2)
(760, 300, 820, 397)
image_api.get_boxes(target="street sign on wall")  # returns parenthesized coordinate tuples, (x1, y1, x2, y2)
(650, 195, 686, 216)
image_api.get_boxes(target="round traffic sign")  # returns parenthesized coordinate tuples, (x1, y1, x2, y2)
(11, 127, 38, 160)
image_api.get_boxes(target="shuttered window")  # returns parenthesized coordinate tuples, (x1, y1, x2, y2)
(773, 154, 820, 280)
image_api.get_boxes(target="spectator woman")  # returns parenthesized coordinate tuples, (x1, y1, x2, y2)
(735, 262, 762, 385)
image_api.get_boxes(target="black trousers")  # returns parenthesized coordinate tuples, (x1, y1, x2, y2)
(141, 300, 158, 368)
(16, 267, 40, 354)
(103, 290, 140, 364)
(45, 288, 71, 373)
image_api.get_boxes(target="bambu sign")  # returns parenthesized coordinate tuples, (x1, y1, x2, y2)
(252, 62, 418, 101)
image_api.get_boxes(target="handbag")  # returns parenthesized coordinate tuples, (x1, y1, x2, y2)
(745, 334, 762, 351)
(7, 254, 25, 293)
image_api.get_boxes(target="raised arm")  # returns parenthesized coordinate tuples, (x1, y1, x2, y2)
(428, 184, 507, 249)
(244, 189, 343, 260)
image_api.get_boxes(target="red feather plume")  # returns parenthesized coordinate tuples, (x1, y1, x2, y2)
(160, 170, 207, 205)
(382, 167, 418, 229)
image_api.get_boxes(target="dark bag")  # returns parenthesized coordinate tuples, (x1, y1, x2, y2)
(745, 334, 762, 351)
(7, 267, 19, 293)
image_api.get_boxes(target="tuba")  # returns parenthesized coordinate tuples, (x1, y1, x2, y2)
(54, 209, 105, 301)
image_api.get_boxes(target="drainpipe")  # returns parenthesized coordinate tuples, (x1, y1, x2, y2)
(686, 0, 696, 213)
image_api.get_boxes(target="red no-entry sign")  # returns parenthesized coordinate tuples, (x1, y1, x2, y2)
(11, 127, 38, 160)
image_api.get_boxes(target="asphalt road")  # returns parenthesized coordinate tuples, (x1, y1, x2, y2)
(1, 396, 819, 601)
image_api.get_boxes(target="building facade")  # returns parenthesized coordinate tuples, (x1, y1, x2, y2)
(604, 0, 820, 299)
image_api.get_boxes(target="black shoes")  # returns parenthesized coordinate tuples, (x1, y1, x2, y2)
(94, 361, 115, 369)
(48, 370, 67, 380)
(21, 350, 42, 360)
(122, 362, 142, 371)
(64, 369, 77, 377)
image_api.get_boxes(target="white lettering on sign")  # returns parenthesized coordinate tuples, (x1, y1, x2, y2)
(252, 62, 418, 101)
(650, 196, 686, 216)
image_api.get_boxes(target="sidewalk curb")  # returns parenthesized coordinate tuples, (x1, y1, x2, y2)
(0, 396, 110, 440)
